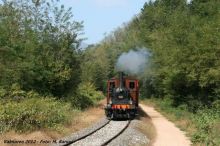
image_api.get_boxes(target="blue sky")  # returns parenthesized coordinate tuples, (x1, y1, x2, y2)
(61, 0, 148, 44)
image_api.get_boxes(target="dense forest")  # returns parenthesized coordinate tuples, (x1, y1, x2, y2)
(82, 0, 220, 145)
(0, 0, 220, 145)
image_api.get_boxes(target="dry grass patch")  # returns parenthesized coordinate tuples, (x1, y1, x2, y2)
(66, 104, 105, 133)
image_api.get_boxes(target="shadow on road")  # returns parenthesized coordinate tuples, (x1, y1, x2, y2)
(135, 107, 151, 120)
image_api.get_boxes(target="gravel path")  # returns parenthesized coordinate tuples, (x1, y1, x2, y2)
(139, 104, 191, 146)
(70, 120, 128, 146)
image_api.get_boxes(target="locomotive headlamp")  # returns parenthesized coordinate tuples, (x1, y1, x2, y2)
(116, 88, 123, 93)
(118, 95, 123, 99)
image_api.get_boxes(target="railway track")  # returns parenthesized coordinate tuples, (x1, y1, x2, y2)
(100, 120, 131, 146)
(61, 120, 131, 146)
(62, 119, 111, 146)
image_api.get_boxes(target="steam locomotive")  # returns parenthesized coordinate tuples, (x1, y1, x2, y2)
(105, 72, 139, 119)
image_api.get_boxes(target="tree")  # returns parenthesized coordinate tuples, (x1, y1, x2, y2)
(0, 0, 83, 96)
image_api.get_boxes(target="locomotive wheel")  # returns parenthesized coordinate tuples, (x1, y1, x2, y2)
(129, 113, 135, 120)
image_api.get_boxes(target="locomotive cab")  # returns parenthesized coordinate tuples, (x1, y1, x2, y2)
(105, 72, 139, 119)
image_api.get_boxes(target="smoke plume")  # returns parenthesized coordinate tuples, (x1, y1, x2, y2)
(116, 49, 150, 75)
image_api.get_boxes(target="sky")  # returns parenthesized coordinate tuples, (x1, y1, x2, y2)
(61, 0, 148, 44)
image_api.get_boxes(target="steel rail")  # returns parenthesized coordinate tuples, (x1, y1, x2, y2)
(100, 120, 131, 146)
(62, 119, 111, 146)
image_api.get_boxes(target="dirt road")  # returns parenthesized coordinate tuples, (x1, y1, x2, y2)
(139, 104, 191, 146)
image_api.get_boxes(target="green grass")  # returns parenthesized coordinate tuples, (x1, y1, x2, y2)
(143, 98, 220, 146)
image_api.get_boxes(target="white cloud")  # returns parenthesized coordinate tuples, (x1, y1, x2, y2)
(94, 0, 128, 8)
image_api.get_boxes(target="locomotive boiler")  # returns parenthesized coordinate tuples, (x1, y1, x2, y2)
(105, 72, 139, 119)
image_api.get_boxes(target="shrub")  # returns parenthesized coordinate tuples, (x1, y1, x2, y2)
(78, 82, 104, 102)
(0, 84, 28, 100)
(192, 107, 220, 145)
(71, 82, 105, 109)
(0, 87, 7, 98)
(0, 97, 75, 133)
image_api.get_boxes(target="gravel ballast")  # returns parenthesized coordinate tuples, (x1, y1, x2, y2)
(52, 117, 150, 146)
(71, 120, 128, 146)
(108, 119, 149, 146)
(51, 117, 109, 146)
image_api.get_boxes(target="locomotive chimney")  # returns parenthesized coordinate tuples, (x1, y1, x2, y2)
(119, 72, 124, 89)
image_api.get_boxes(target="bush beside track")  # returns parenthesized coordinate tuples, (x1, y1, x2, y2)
(70, 82, 105, 109)
(0, 83, 104, 134)
(0, 96, 75, 134)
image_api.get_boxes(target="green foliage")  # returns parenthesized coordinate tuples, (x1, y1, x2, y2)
(0, 87, 7, 98)
(78, 82, 104, 102)
(140, 0, 220, 109)
(0, 83, 42, 100)
(0, 0, 83, 96)
(80, 47, 111, 91)
(192, 107, 220, 145)
(0, 97, 75, 133)
(89, 0, 220, 111)
(71, 82, 105, 109)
